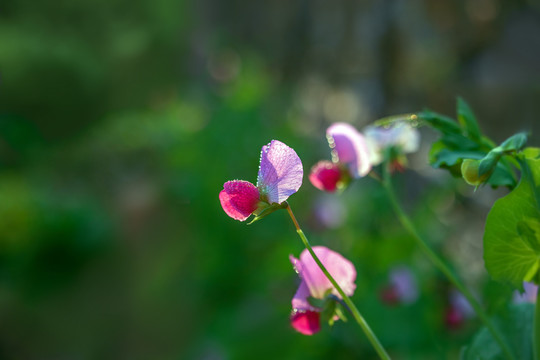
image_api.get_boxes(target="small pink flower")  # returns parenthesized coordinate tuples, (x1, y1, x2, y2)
(379, 266, 418, 306)
(289, 246, 356, 335)
(219, 140, 303, 221)
(445, 289, 474, 330)
(327, 123, 372, 178)
(309, 123, 371, 192)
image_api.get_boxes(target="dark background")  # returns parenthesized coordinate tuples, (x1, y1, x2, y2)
(0, 0, 539, 359)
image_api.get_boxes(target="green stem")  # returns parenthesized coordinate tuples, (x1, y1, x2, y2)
(381, 167, 516, 360)
(534, 285, 540, 360)
(372, 113, 418, 128)
(286, 203, 391, 360)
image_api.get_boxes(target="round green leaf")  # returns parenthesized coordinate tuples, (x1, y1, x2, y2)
(484, 157, 540, 288)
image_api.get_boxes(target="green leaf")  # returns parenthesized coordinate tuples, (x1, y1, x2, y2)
(417, 109, 462, 135)
(457, 97, 482, 142)
(484, 156, 540, 288)
(478, 151, 503, 177)
(487, 164, 518, 188)
(523, 147, 540, 160)
(499, 132, 528, 153)
(441, 132, 482, 150)
(517, 220, 540, 254)
(430, 147, 484, 168)
(461, 304, 534, 360)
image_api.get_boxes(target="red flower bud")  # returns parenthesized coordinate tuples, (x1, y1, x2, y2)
(290, 310, 321, 335)
(309, 161, 343, 192)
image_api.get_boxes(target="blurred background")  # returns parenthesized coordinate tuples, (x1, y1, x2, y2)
(1, 0, 540, 359)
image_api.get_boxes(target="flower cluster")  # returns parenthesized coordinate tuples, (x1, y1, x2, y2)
(309, 123, 371, 192)
(310, 121, 420, 191)
(219, 141, 356, 336)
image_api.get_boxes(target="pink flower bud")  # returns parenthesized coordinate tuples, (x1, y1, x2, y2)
(219, 180, 260, 221)
(309, 161, 343, 192)
(290, 310, 321, 336)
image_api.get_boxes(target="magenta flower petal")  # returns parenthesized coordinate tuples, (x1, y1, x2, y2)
(309, 161, 342, 192)
(327, 123, 371, 178)
(219, 180, 260, 221)
(296, 246, 356, 299)
(290, 310, 321, 335)
(257, 140, 303, 204)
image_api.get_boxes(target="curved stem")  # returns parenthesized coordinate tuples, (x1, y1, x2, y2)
(286, 203, 391, 360)
(380, 168, 516, 360)
(372, 113, 418, 128)
(534, 285, 540, 360)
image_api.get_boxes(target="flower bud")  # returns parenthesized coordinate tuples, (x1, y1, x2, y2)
(461, 159, 495, 186)
(309, 161, 347, 192)
(290, 310, 321, 335)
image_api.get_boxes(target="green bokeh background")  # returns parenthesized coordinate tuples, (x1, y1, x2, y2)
(1, 1, 539, 359)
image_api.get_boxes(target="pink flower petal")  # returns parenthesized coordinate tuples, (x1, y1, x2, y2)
(291, 280, 316, 312)
(290, 310, 321, 335)
(327, 123, 371, 178)
(219, 180, 260, 221)
(298, 246, 356, 299)
(257, 140, 303, 204)
(309, 161, 342, 192)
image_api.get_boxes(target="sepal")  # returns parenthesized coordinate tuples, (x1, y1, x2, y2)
(247, 201, 288, 224)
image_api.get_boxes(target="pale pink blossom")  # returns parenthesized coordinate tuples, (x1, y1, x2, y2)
(289, 246, 356, 335)
(364, 122, 420, 166)
(327, 123, 372, 178)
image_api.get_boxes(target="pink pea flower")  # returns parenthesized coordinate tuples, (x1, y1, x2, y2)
(219, 140, 303, 221)
(445, 289, 474, 330)
(309, 123, 371, 192)
(379, 266, 418, 306)
(289, 246, 357, 335)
